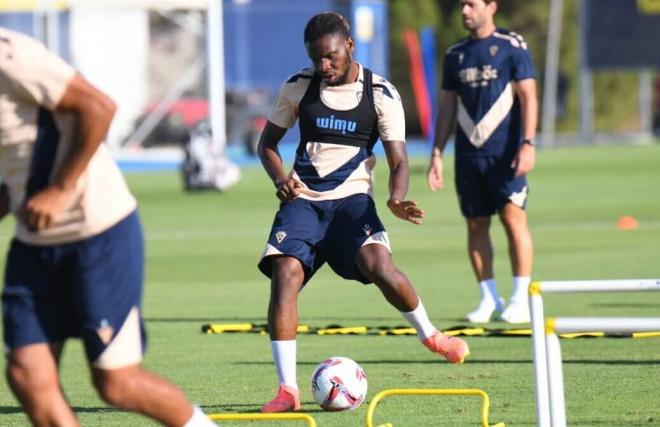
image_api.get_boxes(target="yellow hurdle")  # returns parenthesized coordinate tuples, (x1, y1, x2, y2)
(208, 412, 317, 426)
(366, 388, 505, 427)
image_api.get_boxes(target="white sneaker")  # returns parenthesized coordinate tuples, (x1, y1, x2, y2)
(466, 298, 504, 323)
(500, 299, 531, 323)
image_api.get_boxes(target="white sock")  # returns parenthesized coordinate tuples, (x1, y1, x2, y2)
(184, 405, 216, 427)
(479, 278, 500, 304)
(271, 340, 298, 389)
(511, 276, 531, 303)
(400, 299, 437, 340)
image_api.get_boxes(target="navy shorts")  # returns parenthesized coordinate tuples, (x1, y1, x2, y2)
(258, 193, 391, 285)
(2, 211, 146, 367)
(455, 155, 529, 218)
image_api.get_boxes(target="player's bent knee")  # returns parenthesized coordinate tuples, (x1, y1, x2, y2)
(467, 217, 491, 233)
(7, 363, 46, 393)
(271, 257, 304, 284)
(364, 262, 400, 286)
(92, 366, 139, 408)
(500, 215, 530, 238)
(92, 377, 123, 407)
(6, 356, 59, 395)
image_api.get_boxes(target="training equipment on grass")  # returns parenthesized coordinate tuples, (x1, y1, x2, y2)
(310, 356, 368, 411)
(201, 322, 659, 339)
(529, 278, 660, 427)
(207, 412, 316, 425)
(616, 215, 639, 230)
(365, 388, 505, 427)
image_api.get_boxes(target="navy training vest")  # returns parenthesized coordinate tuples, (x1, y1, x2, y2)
(297, 67, 379, 151)
(293, 68, 379, 192)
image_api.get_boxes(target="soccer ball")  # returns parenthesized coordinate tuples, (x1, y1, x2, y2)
(310, 356, 368, 411)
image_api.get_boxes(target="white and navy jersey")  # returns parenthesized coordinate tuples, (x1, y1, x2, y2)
(269, 64, 405, 201)
(0, 27, 136, 245)
(442, 28, 536, 158)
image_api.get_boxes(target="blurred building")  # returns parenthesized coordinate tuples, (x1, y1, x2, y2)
(0, 0, 387, 149)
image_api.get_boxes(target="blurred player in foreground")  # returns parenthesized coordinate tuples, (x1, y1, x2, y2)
(428, 0, 538, 323)
(0, 27, 215, 426)
(256, 12, 470, 413)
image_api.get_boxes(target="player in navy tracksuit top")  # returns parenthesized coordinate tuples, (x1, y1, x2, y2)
(427, 0, 538, 324)
(256, 12, 470, 413)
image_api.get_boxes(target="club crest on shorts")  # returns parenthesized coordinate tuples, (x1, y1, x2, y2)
(362, 224, 372, 236)
(275, 231, 287, 244)
(96, 319, 114, 345)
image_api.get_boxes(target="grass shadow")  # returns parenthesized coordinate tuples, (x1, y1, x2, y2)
(0, 406, 24, 415)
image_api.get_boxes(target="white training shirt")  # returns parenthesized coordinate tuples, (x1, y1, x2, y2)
(269, 64, 406, 201)
(0, 27, 137, 245)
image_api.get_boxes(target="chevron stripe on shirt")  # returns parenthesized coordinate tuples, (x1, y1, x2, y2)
(268, 65, 405, 201)
(442, 28, 536, 157)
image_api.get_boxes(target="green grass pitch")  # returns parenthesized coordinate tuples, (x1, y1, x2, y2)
(0, 143, 659, 426)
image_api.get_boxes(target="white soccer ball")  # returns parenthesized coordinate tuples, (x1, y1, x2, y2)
(310, 356, 368, 411)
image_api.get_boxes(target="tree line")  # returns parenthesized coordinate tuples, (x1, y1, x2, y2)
(388, 0, 644, 136)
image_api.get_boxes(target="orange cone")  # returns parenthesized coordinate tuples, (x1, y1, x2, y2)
(617, 216, 639, 230)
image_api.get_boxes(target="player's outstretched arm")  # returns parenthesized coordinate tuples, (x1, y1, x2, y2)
(383, 140, 424, 225)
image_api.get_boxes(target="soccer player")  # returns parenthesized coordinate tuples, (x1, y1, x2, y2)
(0, 27, 215, 426)
(427, 0, 538, 323)
(256, 12, 470, 413)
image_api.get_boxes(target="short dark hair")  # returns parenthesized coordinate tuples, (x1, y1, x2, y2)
(304, 12, 351, 44)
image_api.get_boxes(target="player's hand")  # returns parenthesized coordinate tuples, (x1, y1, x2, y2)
(20, 186, 73, 231)
(512, 143, 536, 177)
(275, 177, 303, 202)
(427, 155, 445, 191)
(387, 199, 424, 225)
